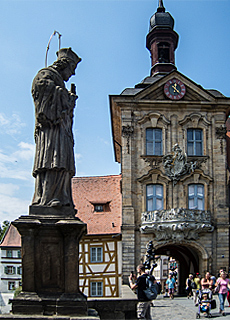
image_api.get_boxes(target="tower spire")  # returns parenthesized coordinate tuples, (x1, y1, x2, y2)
(157, 0, 165, 13)
(146, 0, 179, 76)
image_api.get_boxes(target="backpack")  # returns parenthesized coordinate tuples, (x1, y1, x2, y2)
(191, 281, 197, 289)
(143, 275, 158, 300)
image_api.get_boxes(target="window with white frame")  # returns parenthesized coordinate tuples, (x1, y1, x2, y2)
(90, 281, 103, 297)
(90, 247, 103, 263)
(17, 266, 22, 275)
(188, 184, 204, 210)
(17, 250, 21, 258)
(187, 129, 203, 156)
(5, 266, 16, 274)
(146, 128, 162, 155)
(146, 184, 163, 211)
(6, 250, 12, 258)
(8, 282, 15, 291)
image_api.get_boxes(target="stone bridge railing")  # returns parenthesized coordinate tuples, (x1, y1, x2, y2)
(141, 208, 214, 241)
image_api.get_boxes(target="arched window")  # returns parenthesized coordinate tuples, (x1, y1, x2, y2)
(146, 184, 163, 211)
(146, 128, 162, 155)
(188, 184, 204, 210)
(187, 129, 203, 156)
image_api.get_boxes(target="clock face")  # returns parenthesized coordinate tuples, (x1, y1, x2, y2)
(164, 79, 186, 100)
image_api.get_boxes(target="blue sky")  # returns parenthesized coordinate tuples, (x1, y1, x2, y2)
(0, 0, 230, 223)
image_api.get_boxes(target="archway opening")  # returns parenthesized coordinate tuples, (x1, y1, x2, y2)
(154, 244, 200, 294)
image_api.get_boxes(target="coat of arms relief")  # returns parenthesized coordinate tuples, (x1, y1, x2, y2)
(163, 144, 197, 185)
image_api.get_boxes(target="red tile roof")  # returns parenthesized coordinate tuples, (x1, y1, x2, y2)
(72, 175, 122, 235)
(0, 224, 21, 247)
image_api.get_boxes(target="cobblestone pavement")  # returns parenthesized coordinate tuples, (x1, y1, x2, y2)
(150, 295, 230, 319)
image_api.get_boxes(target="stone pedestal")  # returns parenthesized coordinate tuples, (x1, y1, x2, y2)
(10, 206, 87, 317)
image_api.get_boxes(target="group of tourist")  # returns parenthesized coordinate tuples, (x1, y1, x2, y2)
(186, 270, 230, 316)
(129, 265, 230, 319)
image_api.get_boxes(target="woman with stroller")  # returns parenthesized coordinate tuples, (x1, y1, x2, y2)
(201, 272, 213, 290)
(215, 270, 230, 316)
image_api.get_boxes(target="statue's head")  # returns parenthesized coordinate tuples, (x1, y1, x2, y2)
(53, 47, 82, 81)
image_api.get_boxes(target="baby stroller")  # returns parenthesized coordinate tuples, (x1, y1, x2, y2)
(196, 289, 214, 318)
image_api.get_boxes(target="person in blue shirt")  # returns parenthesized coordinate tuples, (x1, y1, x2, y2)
(166, 273, 176, 299)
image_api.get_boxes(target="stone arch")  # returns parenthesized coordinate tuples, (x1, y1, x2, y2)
(152, 240, 210, 293)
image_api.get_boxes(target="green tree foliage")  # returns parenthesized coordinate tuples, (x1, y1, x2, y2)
(0, 221, 10, 241)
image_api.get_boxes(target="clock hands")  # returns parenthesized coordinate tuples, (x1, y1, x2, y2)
(172, 83, 180, 94)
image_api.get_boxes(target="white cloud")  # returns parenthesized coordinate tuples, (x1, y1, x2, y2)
(75, 153, 82, 160)
(0, 183, 19, 196)
(0, 112, 26, 137)
(14, 142, 34, 161)
(0, 182, 31, 222)
(99, 137, 110, 146)
(0, 192, 30, 223)
(0, 142, 34, 181)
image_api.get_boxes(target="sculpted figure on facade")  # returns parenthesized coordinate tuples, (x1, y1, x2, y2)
(31, 48, 81, 208)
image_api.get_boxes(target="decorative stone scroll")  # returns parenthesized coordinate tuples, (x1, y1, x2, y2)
(141, 208, 214, 241)
(122, 125, 134, 154)
(216, 125, 227, 155)
(163, 144, 198, 185)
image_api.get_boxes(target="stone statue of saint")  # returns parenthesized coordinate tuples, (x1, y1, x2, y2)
(31, 48, 81, 208)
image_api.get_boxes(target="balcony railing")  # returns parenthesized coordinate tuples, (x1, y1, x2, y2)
(141, 208, 214, 241)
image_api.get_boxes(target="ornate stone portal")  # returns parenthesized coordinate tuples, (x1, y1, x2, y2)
(10, 48, 89, 318)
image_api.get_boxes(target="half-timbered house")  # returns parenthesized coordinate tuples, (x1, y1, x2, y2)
(72, 174, 122, 298)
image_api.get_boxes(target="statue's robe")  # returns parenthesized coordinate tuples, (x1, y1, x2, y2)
(31, 66, 76, 207)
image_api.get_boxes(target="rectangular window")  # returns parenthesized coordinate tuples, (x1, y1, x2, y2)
(90, 247, 103, 263)
(188, 184, 204, 210)
(8, 282, 15, 291)
(146, 128, 162, 155)
(17, 250, 21, 258)
(187, 129, 203, 156)
(17, 266, 22, 275)
(5, 266, 16, 275)
(146, 184, 163, 211)
(6, 250, 12, 258)
(163, 270, 168, 277)
(94, 204, 104, 212)
(91, 281, 103, 297)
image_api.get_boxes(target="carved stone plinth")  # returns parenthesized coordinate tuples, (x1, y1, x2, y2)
(10, 207, 87, 317)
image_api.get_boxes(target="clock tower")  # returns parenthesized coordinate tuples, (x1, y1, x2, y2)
(110, 1, 230, 292)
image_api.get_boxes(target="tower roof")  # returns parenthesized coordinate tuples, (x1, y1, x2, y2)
(149, 0, 174, 32)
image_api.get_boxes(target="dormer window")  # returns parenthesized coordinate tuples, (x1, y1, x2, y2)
(90, 200, 111, 213)
(94, 204, 104, 212)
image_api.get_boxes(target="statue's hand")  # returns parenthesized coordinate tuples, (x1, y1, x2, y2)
(69, 92, 78, 105)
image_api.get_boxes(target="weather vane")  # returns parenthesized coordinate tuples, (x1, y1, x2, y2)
(45, 30, 62, 67)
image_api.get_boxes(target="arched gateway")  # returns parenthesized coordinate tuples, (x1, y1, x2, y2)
(109, 0, 230, 288)
(154, 241, 209, 293)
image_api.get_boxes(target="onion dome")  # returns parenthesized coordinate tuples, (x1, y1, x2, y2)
(149, 0, 174, 31)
